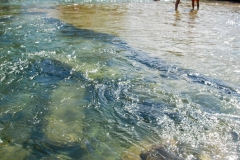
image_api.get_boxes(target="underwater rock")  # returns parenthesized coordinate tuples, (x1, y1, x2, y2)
(122, 142, 183, 160)
(43, 80, 88, 145)
(27, 59, 87, 85)
(0, 145, 30, 160)
(30, 59, 72, 79)
(140, 145, 184, 160)
(0, 58, 88, 158)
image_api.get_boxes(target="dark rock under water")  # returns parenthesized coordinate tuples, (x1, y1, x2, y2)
(140, 145, 184, 160)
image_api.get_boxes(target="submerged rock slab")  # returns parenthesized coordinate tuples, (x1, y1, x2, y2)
(0, 145, 30, 160)
(43, 82, 87, 145)
(140, 146, 183, 160)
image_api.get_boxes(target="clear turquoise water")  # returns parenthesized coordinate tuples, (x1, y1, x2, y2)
(0, 0, 240, 159)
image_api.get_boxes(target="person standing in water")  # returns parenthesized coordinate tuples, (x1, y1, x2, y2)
(175, 0, 199, 11)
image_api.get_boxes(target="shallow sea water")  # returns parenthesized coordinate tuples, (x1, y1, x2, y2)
(0, 0, 240, 159)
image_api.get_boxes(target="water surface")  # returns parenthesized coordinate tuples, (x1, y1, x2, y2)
(0, 0, 240, 159)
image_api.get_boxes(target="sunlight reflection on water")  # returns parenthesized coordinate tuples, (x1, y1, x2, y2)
(0, 0, 240, 159)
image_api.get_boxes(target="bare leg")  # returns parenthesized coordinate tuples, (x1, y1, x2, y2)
(175, 0, 180, 11)
(192, 0, 194, 10)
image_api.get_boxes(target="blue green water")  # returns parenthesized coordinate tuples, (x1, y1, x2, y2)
(0, 0, 240, 159)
